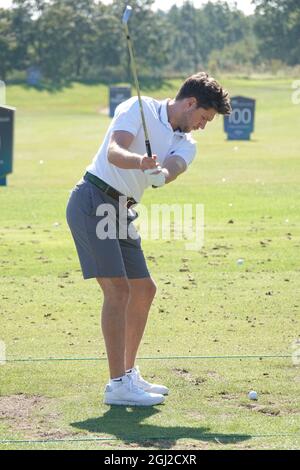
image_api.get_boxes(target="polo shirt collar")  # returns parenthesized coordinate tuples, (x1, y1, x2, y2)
(160, 99, 185, 137)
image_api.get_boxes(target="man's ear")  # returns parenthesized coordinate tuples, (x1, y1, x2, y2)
(186, 96, 197, 109)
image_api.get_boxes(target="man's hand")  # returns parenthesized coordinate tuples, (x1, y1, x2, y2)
(140, 154, 160, 171)
(144, 167, 168, 187)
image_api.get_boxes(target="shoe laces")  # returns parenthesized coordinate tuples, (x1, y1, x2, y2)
(132, 367, 150, 387)
(126, 375, 144, 395)
(129, 367, 141, 384)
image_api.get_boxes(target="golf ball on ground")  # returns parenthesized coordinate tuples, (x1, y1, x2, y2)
(248, 390, 258, 400)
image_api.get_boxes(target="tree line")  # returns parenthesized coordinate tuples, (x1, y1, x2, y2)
(0, 0, 299, 87)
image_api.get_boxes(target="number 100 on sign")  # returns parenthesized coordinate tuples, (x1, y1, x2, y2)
(224, 96, 256, 141)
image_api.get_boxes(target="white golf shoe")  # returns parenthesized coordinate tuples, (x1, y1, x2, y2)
(127, 366, 169, 396)
(104, 374, 165, 406)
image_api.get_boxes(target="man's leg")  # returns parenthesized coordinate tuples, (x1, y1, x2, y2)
(96, 277, 130, 379)
(97, 276, 165, 406)
(125, 277, 157, 371)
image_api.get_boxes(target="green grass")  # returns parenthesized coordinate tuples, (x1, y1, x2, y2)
(0, 78, 300, 450)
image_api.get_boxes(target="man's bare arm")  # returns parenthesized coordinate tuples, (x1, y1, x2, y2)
(108, 131, 158, 171)
(162, 155, 187, 184)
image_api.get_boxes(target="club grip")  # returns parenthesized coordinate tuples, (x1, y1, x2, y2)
(145, 140, 157, 188)
(145, 140, 152, 159)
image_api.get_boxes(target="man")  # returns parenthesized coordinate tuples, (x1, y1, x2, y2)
(66, 72, 231, 407)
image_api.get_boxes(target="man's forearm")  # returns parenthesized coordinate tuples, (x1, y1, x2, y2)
(161, 168, 177, 184)
(162, 156, 187, 185)
(108, 141, 142, 170)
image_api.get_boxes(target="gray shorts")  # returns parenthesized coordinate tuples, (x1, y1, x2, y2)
(66, 178, 150, 279)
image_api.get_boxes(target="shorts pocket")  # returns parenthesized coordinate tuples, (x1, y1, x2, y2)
(73, 183, 95, 216)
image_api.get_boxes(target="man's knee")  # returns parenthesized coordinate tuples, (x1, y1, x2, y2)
(147, 278, 157, 300)
(129, 278, 157, 302)
(97, 277, 130, 305)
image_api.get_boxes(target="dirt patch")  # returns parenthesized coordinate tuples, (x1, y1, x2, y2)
(206, 370, 223, 381)
(257, 407, 280, 416)
(218, 391, 239, 401)
(0, 394, 77, 440)
(172, 368, 206, 386)
(0, 394, 47, 421)
(240, 403, 281, 416)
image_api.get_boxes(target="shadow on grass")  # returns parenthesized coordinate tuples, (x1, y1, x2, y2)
(71, 407, 251, 449)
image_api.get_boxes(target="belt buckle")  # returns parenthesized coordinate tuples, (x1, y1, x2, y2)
(126, 198, 135, 209)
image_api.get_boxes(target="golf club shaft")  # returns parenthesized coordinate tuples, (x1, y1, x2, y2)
(123, 22, 152, 159)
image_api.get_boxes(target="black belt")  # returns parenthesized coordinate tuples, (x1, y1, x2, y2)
(84, 172, 137, 209)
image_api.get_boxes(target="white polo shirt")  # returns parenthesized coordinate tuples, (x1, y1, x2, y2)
(86, 96, 196, 202)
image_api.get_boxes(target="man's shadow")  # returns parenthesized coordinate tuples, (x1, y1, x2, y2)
(71, 407, 251, 448)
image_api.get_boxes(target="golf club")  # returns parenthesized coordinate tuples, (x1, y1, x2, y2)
(122, 5, 153, 159)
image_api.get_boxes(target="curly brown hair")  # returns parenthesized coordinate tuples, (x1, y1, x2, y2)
(176, 72, 232, 115)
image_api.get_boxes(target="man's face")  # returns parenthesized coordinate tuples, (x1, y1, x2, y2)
(179, 98, 217, 133)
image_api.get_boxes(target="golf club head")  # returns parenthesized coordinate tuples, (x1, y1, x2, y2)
(122, 5, 132, 24)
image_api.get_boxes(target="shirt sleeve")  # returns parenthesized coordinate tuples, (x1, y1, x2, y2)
(171, 134, 197, 167)
(111, 97, 142, 137)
